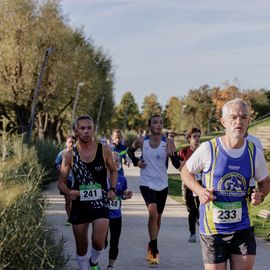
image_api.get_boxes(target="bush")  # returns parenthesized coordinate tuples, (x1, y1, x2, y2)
(34, 139, 62, 185)
(0, 132, 67, 269)
(124, 130, 139, 147)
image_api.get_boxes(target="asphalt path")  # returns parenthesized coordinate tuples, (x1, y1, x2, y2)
(44, 164, 270, 270)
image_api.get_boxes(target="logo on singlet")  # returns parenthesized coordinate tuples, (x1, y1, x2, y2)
(217, 172, 247, 197)
(95, 166, 104, 172)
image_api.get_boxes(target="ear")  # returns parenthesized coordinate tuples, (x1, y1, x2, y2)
(220, 117, 226, 128)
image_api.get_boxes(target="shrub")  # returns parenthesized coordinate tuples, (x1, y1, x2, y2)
(0, 132, 67, 269)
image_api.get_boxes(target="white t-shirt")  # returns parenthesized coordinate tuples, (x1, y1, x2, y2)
(246, 134, 263, 150)
(186, 138, 268, 182)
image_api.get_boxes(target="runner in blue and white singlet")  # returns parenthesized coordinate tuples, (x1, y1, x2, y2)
(181, 99, 270, 270)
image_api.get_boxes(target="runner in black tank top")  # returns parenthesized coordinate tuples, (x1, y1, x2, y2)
(58, 115, 117, 270)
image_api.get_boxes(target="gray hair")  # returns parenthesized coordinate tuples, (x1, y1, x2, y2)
(222, 98, 249, 118)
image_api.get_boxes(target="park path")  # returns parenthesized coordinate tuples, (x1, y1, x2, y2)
(44, 165, 270, 270)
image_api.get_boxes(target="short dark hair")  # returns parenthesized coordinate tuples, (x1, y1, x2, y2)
(187, 127, 201, 138)
(148, 114, 162, 126)
(74, 115, 93, 129)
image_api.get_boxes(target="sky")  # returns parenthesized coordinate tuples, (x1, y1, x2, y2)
(60, 0, 270, 108)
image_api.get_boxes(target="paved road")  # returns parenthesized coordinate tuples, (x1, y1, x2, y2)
(44, 165, 270, 270)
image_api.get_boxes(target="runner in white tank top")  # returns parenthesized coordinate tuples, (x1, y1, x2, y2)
(128, 114, 180, 265)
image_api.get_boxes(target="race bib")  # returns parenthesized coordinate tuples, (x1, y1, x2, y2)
(213, 201, 242, 224)
(79, 183, 102, 201)
(109, 196, 121, 210)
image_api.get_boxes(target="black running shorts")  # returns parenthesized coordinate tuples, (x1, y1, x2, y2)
(200, 227, 256, 264)
(69, 206, 109, 225)
(140, 186, 168, 214)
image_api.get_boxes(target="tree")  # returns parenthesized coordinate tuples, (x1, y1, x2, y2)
(141, 93, 162, 128)
(113, 92, 141, 132)
(0, 0, 115, 142)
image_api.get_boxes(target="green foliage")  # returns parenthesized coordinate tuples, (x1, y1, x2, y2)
(123, 130, 138, 147)
(168, 175, 184, 203)
(0, 189, 67, 269)
(0, 0, 115, 142)
(249, 195, 270, 240)
(0, 132, 67, 269)
(34, 139, 62, 185)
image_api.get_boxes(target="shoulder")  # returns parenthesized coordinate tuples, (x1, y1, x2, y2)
(133, 135, 144, 148)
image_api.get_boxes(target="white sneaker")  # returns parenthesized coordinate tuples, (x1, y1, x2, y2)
(188, 234, 196, 243)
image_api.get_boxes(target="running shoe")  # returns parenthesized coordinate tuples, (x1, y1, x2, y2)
(146, 245, 153, 261)
(107, 266, 114, 269)
(188, 234, 196, 243)
(89, 258, 100, 270)
(149, 252, 159, 265)
(90, 263, 100, 270)
(65, 219, 71, 226)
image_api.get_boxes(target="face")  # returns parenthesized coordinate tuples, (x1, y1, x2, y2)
(150, 116, 163, 135)
(75, 119, 94, 143)
(112, 131, 122, 145)
(66, 137, 75, 149)
(189, 132, 201, 147)
(221, 103, 250, 139)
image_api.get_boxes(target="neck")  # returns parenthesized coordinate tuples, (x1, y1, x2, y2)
(221, 135, 244, 149)
(190, 144, 198, 151)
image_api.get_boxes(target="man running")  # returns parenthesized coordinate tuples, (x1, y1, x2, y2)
(128, 114, 180, 265)
(181, 98, 270, 270)
(58, 115, 117, 270)
(109, 129, 130, 176)
(55, 134, 76, 225)
(179, 127, 201, 242)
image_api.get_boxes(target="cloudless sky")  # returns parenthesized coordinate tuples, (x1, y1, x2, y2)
(60, 0, 270, 108)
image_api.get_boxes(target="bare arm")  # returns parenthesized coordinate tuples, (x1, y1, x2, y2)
(251, 176, 270, 205)
(57, 149, 80, 200)
(104, 145, 118, 199)
(180, 164, 214, 204)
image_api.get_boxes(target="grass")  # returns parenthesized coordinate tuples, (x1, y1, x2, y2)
(168, 174, 184, 204)
(168, 174, 270, 241)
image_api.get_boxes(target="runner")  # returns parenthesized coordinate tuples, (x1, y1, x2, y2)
(109, 129, 130, 176)
(127, 114, 180, 265)
(107, 152, 133, 269)
(58, 115, 117, 270)
(55, 134, 76, 225)
(179, 127, 201, 242)
(181, 98, 270, 270)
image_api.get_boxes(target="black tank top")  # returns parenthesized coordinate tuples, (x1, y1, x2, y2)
(72, 142, 108, 209)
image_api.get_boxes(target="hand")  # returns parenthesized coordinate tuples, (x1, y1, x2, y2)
(107, 190, 116, 200)
(124, 160, 130, 167)
(124, 190, 133, 199)
(198, 187, 215, 204)
(68, 190, 80, 200)
(251, 189, 264, 206)
(137, 159, 146, 168)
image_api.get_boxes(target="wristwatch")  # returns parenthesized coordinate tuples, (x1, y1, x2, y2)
(109, 187, 116, 193)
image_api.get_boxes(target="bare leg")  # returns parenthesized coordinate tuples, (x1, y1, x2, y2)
(230, 255, 255, 270)
(92, 218, 109, 250)
(147, 203, 159, 240)
(204, 262, 227, 270)
(72, 223, 89, 256)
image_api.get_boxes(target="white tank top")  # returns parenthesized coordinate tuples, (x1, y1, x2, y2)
(140, 136, 168, 191)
